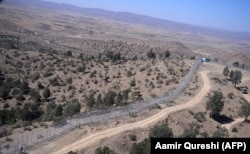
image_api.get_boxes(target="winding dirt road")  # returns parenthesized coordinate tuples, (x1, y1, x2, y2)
(48, 70, 210, 154)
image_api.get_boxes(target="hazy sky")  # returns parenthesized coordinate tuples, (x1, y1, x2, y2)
(44, 0, 250, 32)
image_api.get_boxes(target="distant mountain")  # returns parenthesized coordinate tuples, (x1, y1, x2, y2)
(3, 0, 250, 45)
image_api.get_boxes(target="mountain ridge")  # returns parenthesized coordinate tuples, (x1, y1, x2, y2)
(3, 0, 250, 39)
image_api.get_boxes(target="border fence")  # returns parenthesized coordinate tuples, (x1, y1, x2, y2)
(0, 59, 201, 154)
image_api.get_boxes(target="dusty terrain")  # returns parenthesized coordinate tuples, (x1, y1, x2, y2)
(0, 1, 249, 154)
(34, 69, 210, 154)
(26, 62, 250, 154)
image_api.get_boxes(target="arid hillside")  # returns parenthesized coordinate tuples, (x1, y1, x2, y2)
(0, 0, 249, 154)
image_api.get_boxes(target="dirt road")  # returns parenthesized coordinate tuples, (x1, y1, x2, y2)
(48, 71, 210, 154)
(222, 118, 244, 130)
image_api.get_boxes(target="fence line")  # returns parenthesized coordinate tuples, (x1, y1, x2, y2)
(0, 59, 201, 154)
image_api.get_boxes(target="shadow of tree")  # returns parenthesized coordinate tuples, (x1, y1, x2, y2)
(212, 114, 233, 124)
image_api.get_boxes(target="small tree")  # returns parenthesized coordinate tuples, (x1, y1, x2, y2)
(30, 89, 41, 103)
(147, 49, 156, 59)
(95, 146, 116, 154)
(212, 126, 229, 138)
(96, 94, 103, 107)
(231, 70, 242, 87)
(130, 138, 150, 154)
(238, 102, 250, 121)
(130, 79, 136, 87)
(67, 151, 77, 154)
(149, 122, 173, 138)
(0, 86, 11, 100)
(86, 94, 95, 108)
(63, 99, 81, 117)
(54, 104, 63, 117)
(44, 102, 56, 121)
(180, 122, 201, 138)
(232, 61, 239, 67)
(103, 91, 117, 106)
(164, 50, 170, 58)
(229, 70, 234, 80)
(66, 50, 72, 57)
(0, 70, 5, 86)
(20, 80, 30, 95)
(43, 87, 51, 102)
(223, 66, 229, 77)
(206, 91, 224, 118)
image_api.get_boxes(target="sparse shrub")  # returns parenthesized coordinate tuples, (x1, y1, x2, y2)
(86, 94, 95, 108)
(17, 103, 43, 122)
(130, 79, 136, 87)
(30, 89, 41, 103)
(63, 99, 81, 117)
(150, 104, 161, 109)
(180, 122, 201, 138)
(227, 92, 235, 99)
(37, 82, 45, 89)
(77, 64, 86, 73)
(89, 70, 97, 78)
(147, 49, 156, 59)
(19, 80, 30, 95)
(149, 122, 173, 138)
(164, 50, 170, 58)
(67, 84, 75, 91)
(132, 55, 137, 61)
(43, 71, 53, 77)
(140, 68, 146, 72)
(127, 70, 133, 77)
(66, 78, 72, 84)
(200, 131, 209, 138)
(43, 87, 51, 101)
(193, 112, 206, 122)
(212, 126, 229, 138)
(129, 112, 137, 117)
(130, 138, 150, 154)
(122, 89, 130, 101)
(31, 72, 40, 81)
(5, 137, 13, 142)
(49, 77, 59, 86)
(232, 61, 239, 67)
(223, 66, 229, 77)
(189, 110, 194, 115)
(3, 103, 10, 109)
(65, 50, 72, 57)
(53, 116, 67, 127)
(129, 134, 137, 141)
(190, 56, 196, 60)
(103, 90, 117, 106)
(232, 127, 238, 132)
(151, 93, 157, 98)
(16, 94, 25, 101)
(67, 151, 77, 154)
(212, 77, 222, 83)
(95, 146, 116, 154)
(131, 91, 143, 101)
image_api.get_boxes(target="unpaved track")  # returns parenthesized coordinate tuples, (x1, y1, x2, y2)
(50, 71, 210, 154)
(222, 118, 244, 130)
